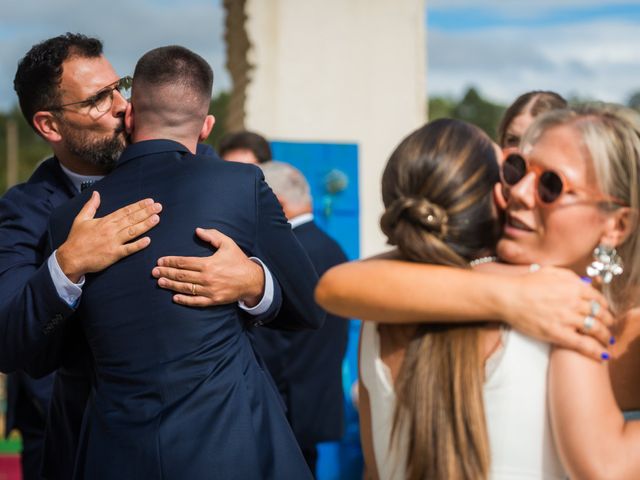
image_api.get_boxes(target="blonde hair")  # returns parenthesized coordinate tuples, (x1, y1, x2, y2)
(523, 104, 640, 311)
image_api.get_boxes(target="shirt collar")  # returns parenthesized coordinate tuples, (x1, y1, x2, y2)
(58, 163, 104, 193)
(118, 139, 191, 167)
(289, 212, 314, 229)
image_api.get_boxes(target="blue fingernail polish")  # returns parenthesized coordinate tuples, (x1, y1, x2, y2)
(580, 276, 592, 284)
(601, 352, 610, 360)
(609, 336, 616, 345)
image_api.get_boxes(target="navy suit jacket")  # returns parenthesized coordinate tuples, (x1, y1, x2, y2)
(0, 157, 77, 375)
(0, 143, 277, 480)
(48, 140, 323, 479)
(0, 157, 82, 479)
(249, 220, 349, 448)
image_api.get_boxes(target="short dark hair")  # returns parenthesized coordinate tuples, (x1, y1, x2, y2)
(14, 33, 103, 129)
(133, 45, 213, 102)
(218, 131, 272, 164)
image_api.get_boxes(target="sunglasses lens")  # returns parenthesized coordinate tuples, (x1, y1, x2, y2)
(502, 154, 527, 185)
(538, 171, 564, 203)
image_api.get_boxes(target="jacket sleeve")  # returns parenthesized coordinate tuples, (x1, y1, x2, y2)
(240, 271, 284, 327)
(0, 186, 76, 375)
(250, 169, 325, 331)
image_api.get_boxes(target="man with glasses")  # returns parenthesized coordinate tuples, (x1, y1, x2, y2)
(1, 33, 151, 480)
(2, 33, 270, 479)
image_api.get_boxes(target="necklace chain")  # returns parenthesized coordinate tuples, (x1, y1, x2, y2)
(469, 256, 498, 267)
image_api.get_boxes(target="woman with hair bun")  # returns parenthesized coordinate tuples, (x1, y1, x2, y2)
(358, 118, 566, 480)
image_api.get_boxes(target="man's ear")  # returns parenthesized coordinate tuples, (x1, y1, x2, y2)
(124, 103, 134, 134)
(32, 111, 62, 143)
(599, 207, 637, 248)
(493, 182, 508, 211)
(198, 115, 215, 142)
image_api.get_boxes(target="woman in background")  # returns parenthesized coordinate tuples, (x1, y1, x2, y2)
(498, 90, 567, 149)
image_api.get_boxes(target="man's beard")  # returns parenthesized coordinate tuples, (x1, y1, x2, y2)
(60, 124, 127, 173)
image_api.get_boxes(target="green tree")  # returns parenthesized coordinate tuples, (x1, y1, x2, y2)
(428, 96, 456, 121)
(426, 87, 506, 140)
(204, 91, 230, 150)
(566, 93, 597, 107)
(628, 91, 640, 112)
(451, 87, 505, 140)
(0, 108, 52, 193)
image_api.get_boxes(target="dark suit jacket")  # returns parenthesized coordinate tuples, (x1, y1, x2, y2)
(0, 143, 237, 480)
(0, 157, 81, 479)
(48, 140, 323, 479)
(249, 220, 349, 448)
(0, 157, 77, 374)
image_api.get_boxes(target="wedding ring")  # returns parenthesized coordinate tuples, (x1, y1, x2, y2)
(589, 300, 601, 317)
(191, 283, 197, 296)
(582, 315, 595, 332)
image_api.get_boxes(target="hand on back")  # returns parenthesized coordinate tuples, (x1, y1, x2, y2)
(57, 192, 162, 282)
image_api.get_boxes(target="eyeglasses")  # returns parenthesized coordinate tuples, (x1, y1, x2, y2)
(500, 152, 626, 206)
(45, 76, 132, 114)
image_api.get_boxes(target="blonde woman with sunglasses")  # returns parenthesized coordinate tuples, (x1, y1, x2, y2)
(317, 104, 640, 479)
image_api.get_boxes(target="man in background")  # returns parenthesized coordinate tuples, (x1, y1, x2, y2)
(219, 129, 272, 164)
(254, 160, 350, 474)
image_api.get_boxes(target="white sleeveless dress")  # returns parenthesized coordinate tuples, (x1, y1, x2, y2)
(359, 322, 567, 479)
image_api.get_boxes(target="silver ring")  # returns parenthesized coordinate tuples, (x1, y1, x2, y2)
(582, 315, 595, 331)
(589, 300, 601, 317)
(191, 283, 197, 296)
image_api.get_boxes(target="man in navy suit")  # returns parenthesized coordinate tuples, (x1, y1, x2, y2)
(1, 33, 162, 479)
(2, 34, 275, 479)
(47, 45, 322, 479)
(254, 161, 350, 473)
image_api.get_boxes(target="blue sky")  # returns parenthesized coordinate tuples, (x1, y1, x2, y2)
(427, 0, 640, 104)
(0, 0, 230, 111)
(1, 0, 640, 111)
(429, 2, 640, 30)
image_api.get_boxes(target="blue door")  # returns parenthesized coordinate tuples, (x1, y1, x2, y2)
(270, 141, 363, 479)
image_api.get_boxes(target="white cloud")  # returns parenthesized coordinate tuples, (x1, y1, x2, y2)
(0, 0, 230, 111)
(427, 19, 640, 105)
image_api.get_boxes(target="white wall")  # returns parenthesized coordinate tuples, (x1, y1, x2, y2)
(244, 0, 427, 256)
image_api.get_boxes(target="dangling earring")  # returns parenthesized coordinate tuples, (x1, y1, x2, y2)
(586, 245, 624, 284)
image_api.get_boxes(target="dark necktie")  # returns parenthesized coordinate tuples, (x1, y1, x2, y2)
(80, 180, 96, 192)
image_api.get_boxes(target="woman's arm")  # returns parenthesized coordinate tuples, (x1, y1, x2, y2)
(549, 347, 640, 479)
(315, 259, 613, 360)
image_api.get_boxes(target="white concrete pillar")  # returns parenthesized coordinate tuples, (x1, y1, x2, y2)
(240, 0, 427, 256)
